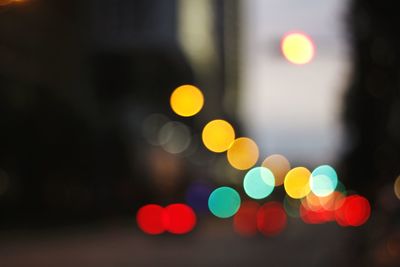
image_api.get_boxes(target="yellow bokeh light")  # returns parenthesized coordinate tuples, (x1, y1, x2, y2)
(227, 137, 259, 170)
(281, 32, 315, 65)
(170, 84, 204, 117)
(284, 167, 311, 199)
(202, 119, 235, 153)
(262, 154, 291, 186)
(394, 176, 400, 200)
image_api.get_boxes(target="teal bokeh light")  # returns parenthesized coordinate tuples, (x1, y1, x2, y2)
(243, 167, 275, 199)
(208, 187, 241, 218)
(310, 165, 338, 197)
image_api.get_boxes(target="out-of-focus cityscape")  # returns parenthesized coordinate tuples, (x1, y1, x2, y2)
(0, 0, 399, 266)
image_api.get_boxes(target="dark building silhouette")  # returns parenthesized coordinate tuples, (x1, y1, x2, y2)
(342, 0, 400, 200)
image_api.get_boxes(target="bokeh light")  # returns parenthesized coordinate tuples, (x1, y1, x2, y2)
(142, 113, 169, 146)
(136, 204, 166, 235)
(208, 186, 241, 218)
(185, 182, 213, 213)
(164, 204, 196, 234)
(334, 199, 350, 227)
(227, 137, 259, 170)
(342, 195, 371, 227)
(283, 195, 301, 218)
(281, 32, 315, 65)
(158, 121, 191, 154)
(302, 192, 324, 211)
(300, 203, 332, 224)
(394, 176, 400, 200)
(310, 165, 338, 197)
(202, 119, 235, 153)
(319, 191, 346, 211)
(233, 201, 260, 237)
(262, 154, 290, 186)
(170, 84, 204, 117)
(257, 202, 287, 236)
(284, 167, 311, 199)
(243, 167, 275, 199)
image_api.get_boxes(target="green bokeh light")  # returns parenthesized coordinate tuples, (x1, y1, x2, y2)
(208, 187, 241, 218)
(283, 195, 301, 218)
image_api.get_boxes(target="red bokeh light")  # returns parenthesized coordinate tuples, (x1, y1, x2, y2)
(344, 195, 371, 226)
(334, 202, 349, 227)
(300, 204, 334, 224)
(335, 195, 371, 227)
(165, 204, 196, 234)
(136, 204, 167, 235)
(257, 202, 287, 236)
(233, 201, 260, 237)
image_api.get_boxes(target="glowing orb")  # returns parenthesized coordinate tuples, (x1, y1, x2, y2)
(142, 113, 169, 145)
(233, 201, 260, 237)
(300, 204, 333, 224)
(262, 154, 290, 186)
(164, 204, 196, 234)
(208, 186, 241, 218)
(284, 167, 311, 199)
(319, 191, 346, 211)
(227, 137, 259, 170)
(394, 176, 400, 200)
(310, 165, 338, 197)
(170, 84, 204, 117)
(202, 119, 235, 153)
(243, 167, 275, 199)
(342, 195, 371, 227)
(281, 32, 315, 65)
(136, 204, 166, 235)
(158, 121, 191, 154)
(283, 195, 301, 218)
(257, 202, 287, 236)
(185, 182, 212, 213)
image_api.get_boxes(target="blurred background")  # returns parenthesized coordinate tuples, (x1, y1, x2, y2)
(0, 0, 399, 266)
